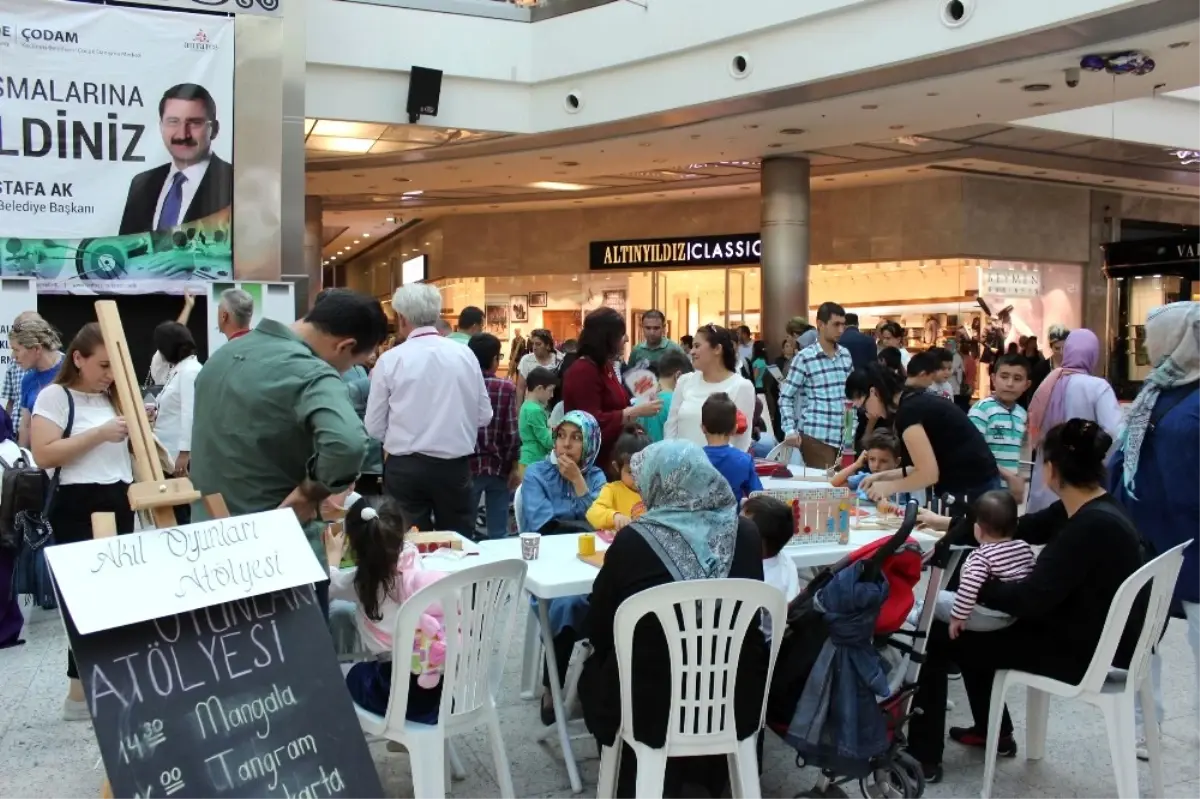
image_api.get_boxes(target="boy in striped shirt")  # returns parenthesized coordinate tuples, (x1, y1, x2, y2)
(939, 491, 1035, 638)
(968, 354, 1030, 497)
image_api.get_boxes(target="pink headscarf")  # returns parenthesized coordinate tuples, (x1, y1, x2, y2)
(1027, 328, 1101, 443)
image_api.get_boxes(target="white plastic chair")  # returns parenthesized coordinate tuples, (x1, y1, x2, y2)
(351, 559, 528, 799)
(764, 442, 794, 464)
(596, 579, 788, 799)
(980, 541, 1188, 799)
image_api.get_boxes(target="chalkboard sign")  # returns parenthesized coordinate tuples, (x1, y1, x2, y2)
(62, 584, 384, 798)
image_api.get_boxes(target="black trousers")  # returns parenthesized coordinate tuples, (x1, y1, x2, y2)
(906, 620, 1088, 766)
(384, 453, 473, 536)
(51, 482, 135, 680)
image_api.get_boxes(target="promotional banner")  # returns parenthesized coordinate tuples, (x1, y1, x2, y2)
(0, 0, 234, 294)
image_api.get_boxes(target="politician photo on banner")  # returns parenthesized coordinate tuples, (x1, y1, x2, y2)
(119, 83, 233, 236)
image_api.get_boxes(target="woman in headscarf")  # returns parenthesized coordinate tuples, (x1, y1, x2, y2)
(518, 410, 607, 534)
(1109, 301, 1199, 741)
(1024, 328, 1122, 512)
(578, 440, 768, 797)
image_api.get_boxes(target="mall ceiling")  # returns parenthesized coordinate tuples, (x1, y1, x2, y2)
(312, 21, 1200, 261)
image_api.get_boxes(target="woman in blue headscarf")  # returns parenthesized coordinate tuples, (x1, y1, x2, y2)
(578, 440, 769, 797)
(519, 410, 607, 534)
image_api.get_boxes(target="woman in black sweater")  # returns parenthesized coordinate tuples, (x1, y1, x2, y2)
(906, 419, 1148, 781)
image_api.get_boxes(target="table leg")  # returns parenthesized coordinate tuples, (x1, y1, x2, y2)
(537, 597, 583, 794)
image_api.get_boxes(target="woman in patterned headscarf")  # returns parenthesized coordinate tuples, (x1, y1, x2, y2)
(518, 409, 606, 534)
(579, 440, 769, 796)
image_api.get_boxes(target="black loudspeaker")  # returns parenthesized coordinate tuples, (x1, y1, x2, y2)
(407, 66, 443, 124)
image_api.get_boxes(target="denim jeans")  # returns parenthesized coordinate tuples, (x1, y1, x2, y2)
(1134, 600, 1200, 731)
(470, 473, 512, 540)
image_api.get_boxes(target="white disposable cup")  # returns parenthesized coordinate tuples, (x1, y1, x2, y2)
(520, 533, 541, 561)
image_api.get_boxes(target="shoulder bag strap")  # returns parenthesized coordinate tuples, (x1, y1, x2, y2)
(42, 386, 75, 517)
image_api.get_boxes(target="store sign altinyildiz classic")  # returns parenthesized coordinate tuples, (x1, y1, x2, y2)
(119, 0, 282, 17)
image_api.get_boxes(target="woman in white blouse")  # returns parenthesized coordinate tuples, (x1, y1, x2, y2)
(30, 322, 134, 722)
(151, 322, 202, 518)
(514, 329, 562, 402)
(665, 323, 757, 450)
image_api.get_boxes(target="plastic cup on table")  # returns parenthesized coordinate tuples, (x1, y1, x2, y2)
(520, 532, 541, 561)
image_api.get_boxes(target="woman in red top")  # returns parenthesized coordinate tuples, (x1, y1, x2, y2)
(562, 307, 661, 473)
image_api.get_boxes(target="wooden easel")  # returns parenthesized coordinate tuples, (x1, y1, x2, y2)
(90, 300, 228, 799)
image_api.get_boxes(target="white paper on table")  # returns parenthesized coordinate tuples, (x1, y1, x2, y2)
(45, 508, 327, 635)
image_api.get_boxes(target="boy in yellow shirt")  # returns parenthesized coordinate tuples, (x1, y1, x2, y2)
(586, 426, 651, 530)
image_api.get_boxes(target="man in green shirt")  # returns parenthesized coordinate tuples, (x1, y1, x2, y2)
(628, 309, 684, 368)
(189, 289, 389, 618)
(446, 306, 484, 344)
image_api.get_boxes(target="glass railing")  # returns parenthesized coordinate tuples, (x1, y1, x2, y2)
(338, 0, 618, 22)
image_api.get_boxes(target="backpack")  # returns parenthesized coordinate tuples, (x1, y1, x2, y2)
(0, 446, 45, 551)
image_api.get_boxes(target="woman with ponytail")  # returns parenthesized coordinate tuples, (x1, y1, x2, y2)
(324, 495, 449, 723)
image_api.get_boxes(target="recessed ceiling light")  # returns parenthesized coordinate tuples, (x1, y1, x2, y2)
(1030, 101, 1050, 107)
(362, 233, 371, 237)
(385, 216, 396, 223)
(1168, 41, 1190, 48)
(559, 161, 579, 167)
(690, 134, 701, 139)
(1022, 83, 1052, 92)
(402, 190, 423, 197)
(353, 173, 365, 177)
(424, 241, 430, 245)
(539, 155, 552, 160)
(888, 124, 905, 130)
(767, 143, 783, 148)
(926, 92, 939, 97)
(392, 177, 409, 183)
(528, 181, 595, 191)
(861, 104, 879, 110)
(824, 177, 835, 182)
(639, 142, 652, 147)
(353, 239, 360, 244)
(744, 124, 759, 130)
(997, 78, 1019, 84)
(907, 168, 920, 173)
(779, 128, 805, 135)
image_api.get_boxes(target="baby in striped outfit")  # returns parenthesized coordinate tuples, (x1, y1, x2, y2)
(939, 490, 1035, 639)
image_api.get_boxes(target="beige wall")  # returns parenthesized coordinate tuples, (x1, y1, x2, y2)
(340, 176, 1197, 288)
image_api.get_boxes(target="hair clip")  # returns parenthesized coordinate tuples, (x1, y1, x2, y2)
(360, 507, 378, 522)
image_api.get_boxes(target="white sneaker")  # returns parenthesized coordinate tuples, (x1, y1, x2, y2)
(1136, 737, 1149, 762)
(946, 699, 956, 711)
(62, 697, 90, 722)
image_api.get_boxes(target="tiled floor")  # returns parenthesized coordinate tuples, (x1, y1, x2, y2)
(1, 602, 1196, 798)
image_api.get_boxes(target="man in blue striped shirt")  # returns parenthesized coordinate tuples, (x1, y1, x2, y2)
(779, 301, 853, 468)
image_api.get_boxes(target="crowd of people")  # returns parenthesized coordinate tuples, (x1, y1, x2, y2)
(0, 284, 1195, 796)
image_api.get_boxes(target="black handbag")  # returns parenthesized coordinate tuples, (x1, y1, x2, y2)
(0, 446, 43, 551)
(11, 387, 74, 609)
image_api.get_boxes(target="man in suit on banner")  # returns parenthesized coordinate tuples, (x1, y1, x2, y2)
(119, 83, 233, 236)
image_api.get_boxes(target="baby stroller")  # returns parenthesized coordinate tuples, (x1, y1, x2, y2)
(765, 501, 958, 798)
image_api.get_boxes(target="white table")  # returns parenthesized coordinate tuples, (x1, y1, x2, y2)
(424, 533, 606, 794)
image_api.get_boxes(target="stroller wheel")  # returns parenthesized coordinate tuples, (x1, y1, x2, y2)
(860, 761, 915, 799)
(893, 752, 926, 798)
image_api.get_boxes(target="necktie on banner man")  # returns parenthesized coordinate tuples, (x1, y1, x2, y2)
(157, 173, 188, 232)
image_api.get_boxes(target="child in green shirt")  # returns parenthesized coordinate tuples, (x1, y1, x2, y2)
(519, 366, 559, 470)
(642, 349, 693, 442)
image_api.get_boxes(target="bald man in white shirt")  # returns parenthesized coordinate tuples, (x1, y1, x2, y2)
(365, 284, 492, 535)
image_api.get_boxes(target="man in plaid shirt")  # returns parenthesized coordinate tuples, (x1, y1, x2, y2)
(467, 333, 520, 540)
(779, 301, 853, 468)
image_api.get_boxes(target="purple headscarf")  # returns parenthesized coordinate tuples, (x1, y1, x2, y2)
(1027, 328, 1100, 443)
